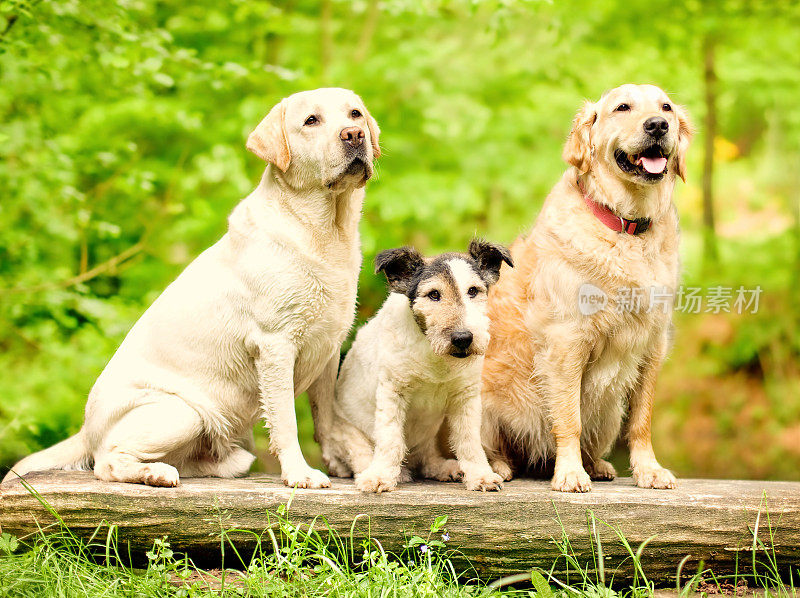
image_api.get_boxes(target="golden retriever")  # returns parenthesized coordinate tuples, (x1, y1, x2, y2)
(481, 84, 692, 492)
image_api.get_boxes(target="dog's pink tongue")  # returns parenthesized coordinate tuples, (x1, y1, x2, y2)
(638, 156, 667, 174)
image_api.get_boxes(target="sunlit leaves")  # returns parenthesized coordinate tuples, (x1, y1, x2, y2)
(0, 0, 798, 470)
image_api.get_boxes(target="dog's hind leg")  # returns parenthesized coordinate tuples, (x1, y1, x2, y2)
(583, 455, 617, 481)
(180, 445, 256, 478)
(327, 414, 374, 478)
(308, 355, 349, 476)
(414, 436, 463, 482)
(93, 395, 204, 487)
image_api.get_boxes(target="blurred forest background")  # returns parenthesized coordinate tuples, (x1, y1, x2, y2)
(1, 0, 798, 480)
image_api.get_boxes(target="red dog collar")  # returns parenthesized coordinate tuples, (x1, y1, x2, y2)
(577, 179, 651, 235)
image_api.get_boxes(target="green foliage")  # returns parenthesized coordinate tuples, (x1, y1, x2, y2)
(0, 533, 19, 556)
(1, 0, 799, 476)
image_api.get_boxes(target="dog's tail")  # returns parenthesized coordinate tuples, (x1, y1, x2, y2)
(2, 430, 91, 484)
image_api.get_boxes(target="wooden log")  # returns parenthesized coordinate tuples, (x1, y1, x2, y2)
(1, 471, 799, 584)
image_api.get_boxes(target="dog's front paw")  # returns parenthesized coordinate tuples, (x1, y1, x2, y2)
(586, 459, 616, 481)
(551, 466, 592, 493)
(633, 465, 676, 489)
(282, 467, 331, 489)
(464, 471, 503, 492)
(490, 459, 513, 481)
(355, 468, 398, 494)
(143, 463, 181, 487)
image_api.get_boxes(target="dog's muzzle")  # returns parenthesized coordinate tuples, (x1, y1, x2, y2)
(326, 149, 372, 188)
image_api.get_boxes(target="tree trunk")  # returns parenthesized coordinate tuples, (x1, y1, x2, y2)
(354, 0, 380, 63)
(793, 173, 800, 318)
(320, 0, 333, 83)
(263, 0, 296, 67)
(702, 34, 720, 268)
(2, 472, 800, 585)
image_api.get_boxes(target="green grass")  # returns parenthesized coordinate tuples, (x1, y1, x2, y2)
(0, 485, 797, 597)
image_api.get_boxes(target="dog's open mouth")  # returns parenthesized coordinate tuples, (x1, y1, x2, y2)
(614, 145, 668, 181)
(450, 350, 471, 359)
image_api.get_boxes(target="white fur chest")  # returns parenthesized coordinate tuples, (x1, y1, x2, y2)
(228, 190, 363, 396)
(390, 344, 481, 453)
(403, 379, 453, 451)
(293, 241, 361, 391)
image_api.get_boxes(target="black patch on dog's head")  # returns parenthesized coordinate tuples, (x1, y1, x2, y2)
(375, 247, 425, 294)
(405, 253, 462, 305)
(468, 238, 513, 285)
(378, 240, 512, 303)
(376, 241, 511, 341)
(412, 310, 428, 332)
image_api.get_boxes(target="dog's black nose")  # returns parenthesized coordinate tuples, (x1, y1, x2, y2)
(643, 116, 669, 138)
(340, 126, 365, 148)
(451, 331, 473, 351)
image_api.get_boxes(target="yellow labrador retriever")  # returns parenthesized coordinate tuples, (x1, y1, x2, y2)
(481, 84, 692, 492)
(3, 88, 379, 489)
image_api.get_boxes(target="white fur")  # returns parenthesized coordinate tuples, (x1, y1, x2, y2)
(330, 261, 504, 493)
(3, 88, 378, 488)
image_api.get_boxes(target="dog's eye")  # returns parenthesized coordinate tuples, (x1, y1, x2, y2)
(467, 286, 481, 298)
(614, 103, 631, 112)
(304, 115, 319, 126)
(350, 109, 362, 119)
(662, 103, 672, 112)
(427, 290, 441, 302)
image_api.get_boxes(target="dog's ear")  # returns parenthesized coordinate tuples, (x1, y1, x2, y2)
(469, 238, 513, 286)
(375, 247, 424, 294)
(673, 104, 693, 183)
(359, 97, 381, 159)
(247, 98, 291, 172)
(562, 100, 597, 174)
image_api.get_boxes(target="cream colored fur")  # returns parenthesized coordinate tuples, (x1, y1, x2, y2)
(3, 87, 380, 489)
